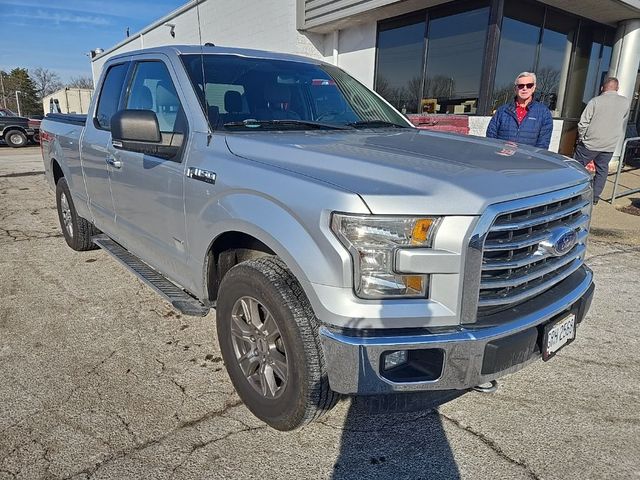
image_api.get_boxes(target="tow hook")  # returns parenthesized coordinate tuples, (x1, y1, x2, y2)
(472, 380, 498, 394)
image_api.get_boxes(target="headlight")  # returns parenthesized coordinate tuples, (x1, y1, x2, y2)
(331, 214, 440, 299)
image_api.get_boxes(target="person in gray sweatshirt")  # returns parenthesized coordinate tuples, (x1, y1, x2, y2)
(574, 77, 630, 204)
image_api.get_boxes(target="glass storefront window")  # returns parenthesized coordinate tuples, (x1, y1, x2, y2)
(537, 11, 578, 116)
(491, 1, 544, 112)
(563, 26, 615, 119)
(374, 0, 617, 122)
(598, 43, 613, 96)
(422, 1, 489, 114)
(375, 15, 426, 114)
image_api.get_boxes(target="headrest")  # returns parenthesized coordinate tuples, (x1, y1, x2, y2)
(207, 105, 220, 124)
(224, 91, 242, 113)
(265, 84, 290, 105)
(132, 86, 153, 110)
(156, 81, 178, 108)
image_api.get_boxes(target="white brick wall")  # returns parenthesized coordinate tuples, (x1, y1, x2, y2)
(336, 21, 377, 87)
(92, 0, 327, 81)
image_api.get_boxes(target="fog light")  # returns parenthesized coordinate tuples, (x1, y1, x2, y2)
(383, 350, 408, 370)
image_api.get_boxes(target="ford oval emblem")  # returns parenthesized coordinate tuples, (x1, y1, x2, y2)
(539, 227, 578, 257)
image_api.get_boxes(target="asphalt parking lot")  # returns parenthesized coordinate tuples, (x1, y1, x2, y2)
(1, 145, 639, 480)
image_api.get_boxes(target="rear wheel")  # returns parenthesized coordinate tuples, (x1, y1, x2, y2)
(4, 130, 27, 148)
(217, 256, 339, 431)
(55, 178, 98, 251)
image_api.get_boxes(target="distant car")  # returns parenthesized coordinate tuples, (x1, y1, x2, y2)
(0, 108, 40, 147)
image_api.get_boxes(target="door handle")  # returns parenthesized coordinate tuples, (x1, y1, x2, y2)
(106, 156, 122, 169)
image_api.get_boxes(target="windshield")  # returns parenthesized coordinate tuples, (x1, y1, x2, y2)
(181, 54, 410, 131)
(0, 109, 18, 117)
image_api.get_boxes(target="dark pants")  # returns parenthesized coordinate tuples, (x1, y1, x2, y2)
(573, 143, 613, 200)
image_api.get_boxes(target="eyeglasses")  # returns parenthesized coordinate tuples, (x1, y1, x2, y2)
(516, 83, 535, 90)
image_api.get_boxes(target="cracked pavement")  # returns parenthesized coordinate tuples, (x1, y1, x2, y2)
(1, 146, 639, 479)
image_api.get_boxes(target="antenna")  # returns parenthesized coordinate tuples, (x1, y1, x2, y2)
(195, 0, 213, 144)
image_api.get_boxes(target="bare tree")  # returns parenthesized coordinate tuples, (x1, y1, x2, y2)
(491, 83, 514, 112)
(30, 67, 63, 100)
(424, 75, 455, 99)
(67, 76, 94, 89)
(536, 67, 561, 109)
(405, 76, 423, 113)
(375, 76, 407, 111)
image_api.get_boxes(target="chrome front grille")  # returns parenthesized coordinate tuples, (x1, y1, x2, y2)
(477, 185, 592, 315)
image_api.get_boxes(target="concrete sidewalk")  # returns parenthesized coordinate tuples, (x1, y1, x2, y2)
(590, 162, 640, 245)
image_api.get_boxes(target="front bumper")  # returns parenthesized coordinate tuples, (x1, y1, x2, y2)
(320, 266, 594, 395)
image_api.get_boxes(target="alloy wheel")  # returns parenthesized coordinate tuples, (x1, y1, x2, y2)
(60, 192, 73, 237)
(230, 296, 288, 399)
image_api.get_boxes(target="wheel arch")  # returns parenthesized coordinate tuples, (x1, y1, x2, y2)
(51, 158, 64, 184)
(195, 192, 356, 314)
(1, 125, 29, 137)
(205, 230, 276, 302)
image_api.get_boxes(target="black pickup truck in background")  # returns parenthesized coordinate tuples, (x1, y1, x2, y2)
(0, 108, 40, 147)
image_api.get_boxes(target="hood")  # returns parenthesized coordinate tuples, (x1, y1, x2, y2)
(225, 129, 590, 215)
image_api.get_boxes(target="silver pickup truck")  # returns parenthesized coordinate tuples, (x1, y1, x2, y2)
(41, 45, 595, 431)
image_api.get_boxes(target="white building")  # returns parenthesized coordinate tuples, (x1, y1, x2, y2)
(92, 0, 640, 157)
(43, 88, 94, 114)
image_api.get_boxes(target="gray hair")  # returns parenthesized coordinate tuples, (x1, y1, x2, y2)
(514, 72, 537, 85)
(602, 76, 619, 91)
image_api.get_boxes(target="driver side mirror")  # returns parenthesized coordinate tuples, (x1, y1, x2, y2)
(111, 109, 179, 159)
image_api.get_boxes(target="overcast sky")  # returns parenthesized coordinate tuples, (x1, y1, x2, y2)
(0, 0, 185, 81)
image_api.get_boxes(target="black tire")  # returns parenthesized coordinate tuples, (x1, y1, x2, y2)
(4, 129, 27, 148)
(217, 256, 339, 431)
(55, 177, 98, 251)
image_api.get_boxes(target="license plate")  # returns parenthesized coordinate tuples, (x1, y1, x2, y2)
(543, 313, 576, 361)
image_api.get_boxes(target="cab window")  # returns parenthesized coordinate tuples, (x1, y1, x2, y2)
(95, 63, 128, 130)
(126, 61, 184, 133)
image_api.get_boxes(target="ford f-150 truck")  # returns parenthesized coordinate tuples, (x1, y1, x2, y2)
(41, 45, 595, 431)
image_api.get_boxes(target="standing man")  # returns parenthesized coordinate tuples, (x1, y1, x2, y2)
(486, 72, 553, 149)
(574, 77, 630, 204)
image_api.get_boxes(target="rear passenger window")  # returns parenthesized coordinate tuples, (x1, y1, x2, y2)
(95, 63, 128, 130)
(126, 61, 184, 133)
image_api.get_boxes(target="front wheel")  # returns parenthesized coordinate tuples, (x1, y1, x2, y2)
(216, 256, 339, 431)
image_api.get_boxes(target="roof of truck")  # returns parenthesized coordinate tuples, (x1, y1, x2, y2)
(107, 45, 325, 66)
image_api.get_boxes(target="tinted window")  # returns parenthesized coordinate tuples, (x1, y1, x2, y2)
(95, 63, 128, 130)
(375, 16, 426, 114)
(492, 2, 544, 111)
(181, 54, 408, 130)
(126, 61, 184, 133)
(563, 26, 614, 119)
(423, 1, 489, 114)
(537, 11, 578, 115)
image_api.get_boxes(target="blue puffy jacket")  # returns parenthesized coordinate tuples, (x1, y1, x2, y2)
(486, 100, 553, 149)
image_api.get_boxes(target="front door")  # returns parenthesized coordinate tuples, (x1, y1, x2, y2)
(108, 58, 190, 284)
(82, 62, 129, 231)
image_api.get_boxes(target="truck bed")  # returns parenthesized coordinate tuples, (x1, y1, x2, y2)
(44, 113, 86, 126)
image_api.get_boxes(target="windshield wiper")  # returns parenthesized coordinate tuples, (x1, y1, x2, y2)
(223, 119, 351, 130)
(347, 120, 407, 129)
